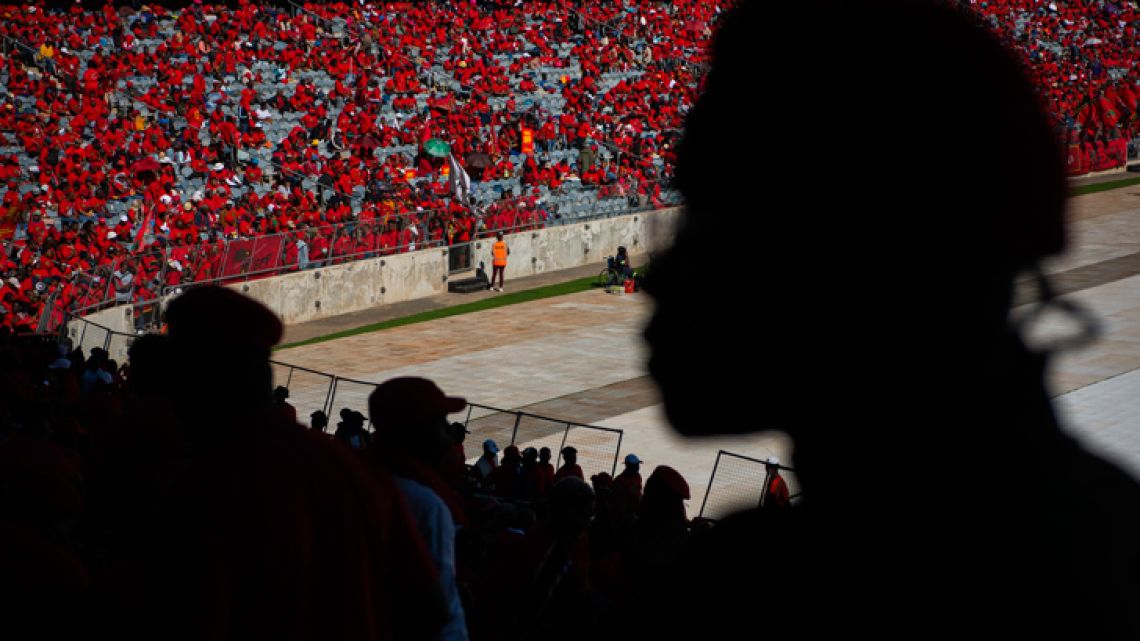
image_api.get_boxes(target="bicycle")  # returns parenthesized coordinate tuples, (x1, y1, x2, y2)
(596, 256, 630, 290)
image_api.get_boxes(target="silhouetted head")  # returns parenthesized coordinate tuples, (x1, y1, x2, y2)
(548, 477, 595, 537)
(641, 465, 690, 525)
(539, 446, 552, 463)
(646, 0, 1066, 487)
(368, 377, 465, 465)
(561, 446, 577, 465)
(310, 410, 328, 431)
(126, 333, 171, 397)
(164, 286, 283, 442)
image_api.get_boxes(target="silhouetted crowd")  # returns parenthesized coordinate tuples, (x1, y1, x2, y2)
(0, 288, 779, 639)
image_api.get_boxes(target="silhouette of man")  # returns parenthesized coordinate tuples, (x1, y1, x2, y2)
(640, 1, 1140, 638)
(555, 446, 584, 481)
(149, 286, 446, 640)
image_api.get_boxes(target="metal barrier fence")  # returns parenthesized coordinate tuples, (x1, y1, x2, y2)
(698, 450, 801, 521)
(460, 402, 624, 478)
(64, 319, 824, 511)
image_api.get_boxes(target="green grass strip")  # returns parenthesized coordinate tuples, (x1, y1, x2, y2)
(1070, 175, 1140, 197)
(276, 275, 601, 350)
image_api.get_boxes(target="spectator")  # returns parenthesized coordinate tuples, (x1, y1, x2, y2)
(309, 409, 328, 433)
(367, 376, 471, 641)
(475, 438, 499, 480)
(639, 1, 1140, 638)
(554, 446, 584, 482)
(151, 286, 447, 640)
(488, 444, 523, 500)
(612, 453, 643, 515)
(271, 385, 296, 424)
(334, 408, 369, 450)
(760, 456, 790, 510)
(538, 446, 556, 490)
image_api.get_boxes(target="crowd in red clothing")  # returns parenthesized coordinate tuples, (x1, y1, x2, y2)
(1, 1, 1138, 333)
(0, 0, 707, 332)
(968, 0, 1140, 173)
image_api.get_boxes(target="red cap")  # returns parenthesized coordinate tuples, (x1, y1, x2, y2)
(369, 377, 466, 432)
(648, 465, 690, 500)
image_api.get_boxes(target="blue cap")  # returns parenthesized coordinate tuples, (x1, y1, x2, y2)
(624, 454, 641, 465)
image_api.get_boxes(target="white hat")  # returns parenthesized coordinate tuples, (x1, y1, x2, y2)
(766, 456, 780, 466)
(34, 281, 45, 293)
(160, 194, 172, 204)
(107, 231, 118, 240)
(212, 162, 224, 171)
(120, 214, 129, 222)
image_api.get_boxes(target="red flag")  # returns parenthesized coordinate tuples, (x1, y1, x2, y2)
(1098, 95, 1120, 128)
(1075, 99, 1098, 131)
(135, 210, 153, 250)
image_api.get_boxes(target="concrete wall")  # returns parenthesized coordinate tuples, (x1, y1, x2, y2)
(232, 246, 448, 325)
(75, 207, 683, 332)
(474, 208, 682, 281)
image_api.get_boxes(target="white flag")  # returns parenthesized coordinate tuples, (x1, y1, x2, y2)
(448, 153, 471, 205)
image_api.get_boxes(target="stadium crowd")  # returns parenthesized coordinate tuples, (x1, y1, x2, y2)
(970, 0, 1139, 173)
(0, 2, 1138, 333)
(0, 0, 703, 332)
(0, 286, 778, 640)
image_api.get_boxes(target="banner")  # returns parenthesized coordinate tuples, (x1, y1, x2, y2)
(249, 236, 285, 274)
(521, 127, 534, 155)
(448, 153, 471, 205)
(220, 238, 255, 277)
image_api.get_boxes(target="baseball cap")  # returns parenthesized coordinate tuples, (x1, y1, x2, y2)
(624, 453, 642, 465)
(482, 438, 499, 454)
(766, 456, 780, 466)
(369, 377, 467, 432)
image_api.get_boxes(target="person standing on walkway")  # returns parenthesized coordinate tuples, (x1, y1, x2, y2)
(490, 232, 509, 292)
(760, 456, 790, 510)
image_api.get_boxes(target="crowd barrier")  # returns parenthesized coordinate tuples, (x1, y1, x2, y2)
(64, 317, 797, 508)
(698, 450, 801, 521)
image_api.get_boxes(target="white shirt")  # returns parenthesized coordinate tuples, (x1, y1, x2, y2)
(394, 477, 468, 641)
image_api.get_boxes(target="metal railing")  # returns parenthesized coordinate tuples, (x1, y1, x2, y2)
(698, 450, 801, 521)
(61, 315, 627, 477)
(459, 402, 624, 478)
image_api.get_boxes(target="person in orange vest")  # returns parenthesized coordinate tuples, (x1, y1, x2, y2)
(761, 456, 791, 510)
(490, 231, 509, 292)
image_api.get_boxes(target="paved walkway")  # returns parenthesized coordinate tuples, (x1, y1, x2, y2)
(282, 261, 613, 344)
(273, 184, 1140, 517)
